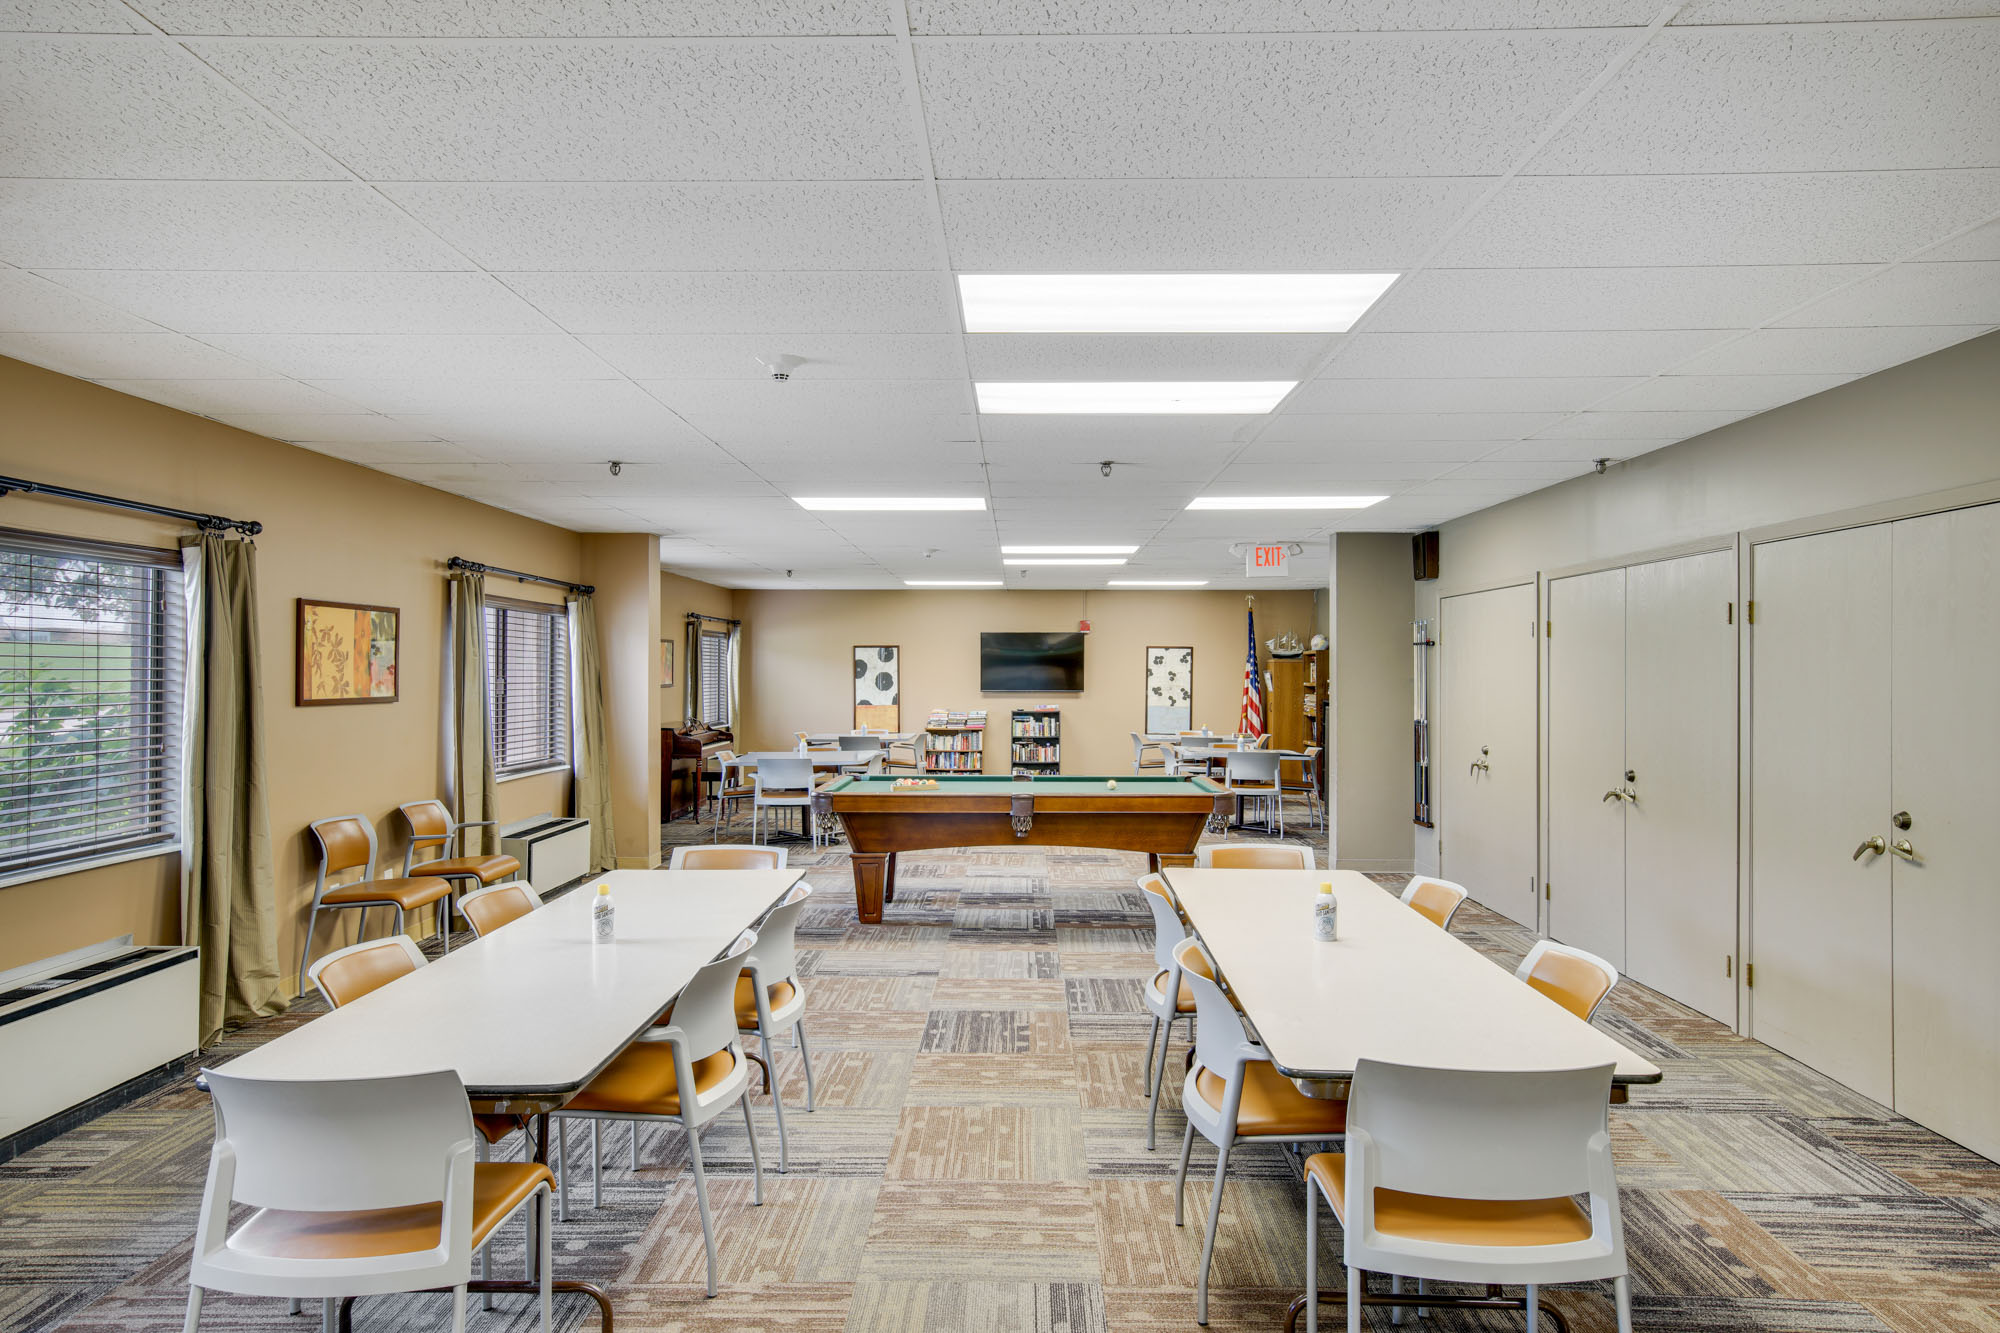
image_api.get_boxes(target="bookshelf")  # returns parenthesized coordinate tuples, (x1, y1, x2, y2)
(923, 708, 988, 773)
(1010, 707, 1062, 775)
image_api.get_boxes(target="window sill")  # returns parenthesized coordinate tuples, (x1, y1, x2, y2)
(497, 763, 571, 785)
(0, 841, 181, 893)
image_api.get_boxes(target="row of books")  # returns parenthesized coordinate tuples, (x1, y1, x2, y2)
(1011, 718, 1060, 737)
(925, 751, 984, 771)
(925, 709, 988, 731)
(926, 732, 983, 752)
(1012, 743, 1060, 763)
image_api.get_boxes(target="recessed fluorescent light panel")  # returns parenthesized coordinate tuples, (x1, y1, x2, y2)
(1108, 580, 1210, 587)
(999, 545, 1139, 555)
(976, 381, 1296, 415)
(958, 273, 1399, 333)
(905, 580, 1004, 587)
(1003, 557, 1129, 566)
(1186, 495, 1387, 510)
(794, 497, 986, 511)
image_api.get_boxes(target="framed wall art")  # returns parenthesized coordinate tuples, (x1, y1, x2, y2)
(1145, 646, 1193, 732)
(297, 598, 399, 706)
(659, 638, 674, 688)
(854, 645, 900, 731)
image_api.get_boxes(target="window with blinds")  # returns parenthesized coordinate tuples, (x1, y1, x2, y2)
(0, 531, 185, 882)
(484, 600, 570, 777)
(696, 630, 731, 728)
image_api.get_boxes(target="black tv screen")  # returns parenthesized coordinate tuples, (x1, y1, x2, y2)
(981, 632, 1086, 693)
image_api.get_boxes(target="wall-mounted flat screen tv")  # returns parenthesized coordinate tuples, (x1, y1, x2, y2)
(980, 631, 1086, 693)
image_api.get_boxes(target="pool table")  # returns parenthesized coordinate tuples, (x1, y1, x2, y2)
(812, 773, 1231, 923)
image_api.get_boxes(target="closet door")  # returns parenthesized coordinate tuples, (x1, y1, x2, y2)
(1750, 525, 1893, 1104)
(1438, 583, 1539, 928)
(1546, 568, 1627, 967)
(1626, 550, 1738, 1023)
(1889, 502, 2000, 1160)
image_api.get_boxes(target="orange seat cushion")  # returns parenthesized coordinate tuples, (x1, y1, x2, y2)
(229, 1161, 551, 1260)
(1306, 1152, 1593, 1247)
(1524, 953, 1614, 1021)
(1192, 1060, 1348, 1136)
(1150, 967, 1198, 1014)
(734, 974, 798, 1027)
(411, 855, 521, 884)
(473, 1113, 525, 1145)
(564, 1044, 738, 1116)
(320, 876, 451, 910)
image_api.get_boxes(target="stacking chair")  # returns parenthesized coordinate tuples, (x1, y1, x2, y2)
(1131, 732, 1169, 774)
(884, 736, 921, 771)
(1517, 940, 1620, 1022)
(399, 800, 522, 934)
(459, 881, 542, 939)
(184, 1069, 553, 1333)
(1139, 873, 1196, 1151)
(301, 815, 452, 997)
(669, 844, 788, 871)
(1402, 876, 1469, 931)
(1300, 1060, 1632, 1333)
(751, 755, 818, 846)
(709, 751, 756, 840)
(1222, 750, 1286, 837)
(1196, 843, 1312, 870)
(736, 885, 817, 1172)
(552, 931, 764, 1298)
(1173, 937, 1347, 1325)
(837, 734, 883, 752)
(1283, 745, 1325, 829)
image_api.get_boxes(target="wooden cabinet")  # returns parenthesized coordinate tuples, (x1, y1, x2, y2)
(1268, 650, 1328, 796)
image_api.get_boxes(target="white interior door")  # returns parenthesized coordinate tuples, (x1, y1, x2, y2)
(1889, 501, 2000, 1160)
(1625, 550, 1739, 1023)
(1750, 525, 1894, 1104)
(1546, 568, 1628, 967)
(1438, 583, 1539, 929)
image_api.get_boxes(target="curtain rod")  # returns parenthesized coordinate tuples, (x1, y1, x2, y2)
(687, 611, 741, 626)
(447, 555, 593, 596)
(0, 474, 261, 536)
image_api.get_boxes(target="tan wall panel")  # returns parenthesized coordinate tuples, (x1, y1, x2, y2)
(1335, 533, 1416, 870)
(583, 535, 661, 868)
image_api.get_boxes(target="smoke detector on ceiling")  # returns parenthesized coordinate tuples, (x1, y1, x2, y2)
(757, 352, 805, 382)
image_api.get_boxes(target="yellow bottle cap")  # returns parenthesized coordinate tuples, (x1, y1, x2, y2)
(597, 884, 610, 895)
(1318, 881, 1334, 894)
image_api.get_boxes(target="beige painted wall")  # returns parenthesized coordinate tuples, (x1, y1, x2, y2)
(0, 356, 583, 977)
(1334, 533, 1416, 871)
(659, 569, 739, 729)
(583, 535, 661, 868)
(1410, 329, 2000, 872)
(734, 587, 1318, 775)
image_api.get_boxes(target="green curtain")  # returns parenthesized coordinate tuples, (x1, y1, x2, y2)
(449, 571, 499, 856)
(183, 532, 284, 1045)
(682, 615, 700, 728)
(567, 593, 617, 871)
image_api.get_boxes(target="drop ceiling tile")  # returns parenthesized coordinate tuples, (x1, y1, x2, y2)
(1325, 330, 1722, 379)
(204, 413, 449, 446)
(908, 0, 1664, 33)
(93, 377, 367, 416)
(1534, 409, 1754, 440)
(1368, 264, 1869, 333)
(195, 39, 919, 181)
(978, 415, 1260, 446)
(1240, 440, 1493, 465)
(0, 36, 335, 179)
(0, 330, 276, 379)
(1918, 218, 2000, 262)
(1774, 260, 2000, 328)
(1594, 373, 1855, 412)
(1438, 171, 2000, 267)
(1442, 459, 1598, 480)
(49, 271, 556, 334)
(301, 376, 666, 416)
(1261, 412, 1561, 443)
(964, 334, 1326, 381)
(582, 334, 962, 381)
(982, 438, 1226, 469)
(0, 181, 466, 270)
(1678, 2, 2000, 18)
(388, 411, 710, 458)
(1287, 377, 1641, 414)
(916, 32, 1624, 178)
(642, 378, 972, 443)
(386, 182, 938, 272)
(0, 268, 154, 331)
(0, 2, 147, 32)
(146, 1, 890, 35)
(938, 178, 1484, 271)
(282, 437, 481, 465)
(1534, 24, 2000, 175)
(503, 271, 955, 335)
(1404, 477, 1544, 497)
(1211, 462, 1451, 488)
(1673, 324, 1993, 375)
(1488, 438, 1682, 463)
(203, 333, 611, 380)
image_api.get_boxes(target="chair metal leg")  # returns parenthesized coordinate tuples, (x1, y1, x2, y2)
(1348, 1267, 1363, 1333)
(686, 1123, 719, 1297)
(297, 905, 322, 998)
(181, 1285, 202, 1333)
(288, 1297, 301, 1315)
(1146, 1015, 1174, 1151)
(448, 1284, 468, 1333)
(1526, 1283, 1539, 1333)
(480, 1234, 493, 1310)
(740, 1093, 765, 1205)
(590, 1120, 602, 1208)
(1173, 1120, 1196, 1226)
(765, 1031, 791, 1173)
(321, 1297, 334, 1333)
(1143, 1015, 1160, 1089)
(1305, 1182, 1319, 1333)
(557, 1118, 570, 1222)
(1196, 1137, 1233, 1324)
(1392, 1274, 1404, 1324)
(796, 1020, 817, 1111)
(630, 1121, 640, 1171)
(538, 1189, 554, 1333)
(1613, 1275, 1633, 1333)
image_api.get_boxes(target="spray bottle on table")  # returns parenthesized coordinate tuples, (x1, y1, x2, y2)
(593, 883, 615, 940)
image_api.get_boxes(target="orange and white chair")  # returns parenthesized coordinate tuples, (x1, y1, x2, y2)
(1401, 876, 1469, 930)
(1197, 843, 1312, 870)
(458, 881, 541, 938)
(669, 844, 788, 871)
(1300, 1059, 1632, 1333)
(1516, 940, 1620, 1022)
(1138, 873, 1194, 1151)
(398, 800, 522, 935)
(736, 884, 817, 1172)
(301, 815, 453, 996)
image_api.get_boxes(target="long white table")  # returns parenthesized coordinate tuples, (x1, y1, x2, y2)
(221, 868, 803, 1113)
(1162, 868, 1661, 1093)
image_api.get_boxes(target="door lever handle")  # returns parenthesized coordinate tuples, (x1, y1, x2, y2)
(1852, 836, 1886, 860)
(1890, 838, 1922, 862)
(1469, 759, 1490, 775)
(1603, 789, 1626, 803)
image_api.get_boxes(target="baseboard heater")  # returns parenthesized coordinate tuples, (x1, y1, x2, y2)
(0, 936, 198, 1157)
(499, 814, 593, 896)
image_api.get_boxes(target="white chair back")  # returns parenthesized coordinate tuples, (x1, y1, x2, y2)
(1139, 874, 1186, 969)
(667, 929, 760, 1062)
(306, 933, 428, 1008)
(838, 734, 884, 751)
(1174, 938, 1255, 1078)
(1347, 1059, 1614, 1202)
(1225, 750, 1281, 784)
(458, 880, 542, 937)
(1516, 939, 1620, 1021)
(1195, 843, 1310, 869)
(669, 844, 789, 870)
(745, 884, 813, 990)
(203, 1068, 475, 1213)
(756, 755, 815, 793)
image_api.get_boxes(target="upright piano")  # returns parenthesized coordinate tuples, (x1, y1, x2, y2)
(661, 726, 731, 821)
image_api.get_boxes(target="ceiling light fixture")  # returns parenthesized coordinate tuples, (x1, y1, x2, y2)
(1108, 580, 1210, 587)
(1003, 557, 1129, 566)
(1186, 495, 1387, 510)
(794, 497, 986, 511)
(975, 382, 1295, 415)
(958, 273, 1399, 333)
(1000, 545, 1139, 555)
(905, 580, 1004, 587)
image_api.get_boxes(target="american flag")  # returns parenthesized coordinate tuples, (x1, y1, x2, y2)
(1239, 603, 1263, 739)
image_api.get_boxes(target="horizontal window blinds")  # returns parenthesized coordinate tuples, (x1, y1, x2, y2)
(699, 631, 729, 728)
(484, 601, 570, 776)
(0, 534, 185, 879)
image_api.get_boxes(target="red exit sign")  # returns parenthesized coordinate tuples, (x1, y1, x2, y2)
(1245, 543, 1290, 578)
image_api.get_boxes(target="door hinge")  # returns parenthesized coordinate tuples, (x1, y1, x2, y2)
(1725, 956, 1732, 978)
(1745, 962, 1755, 988)
(1545, 619, 1552, 637)
(1746, 600, 1756, 624)
(1726, 601, 1734, 625)
(1544, 881, 1551, 900)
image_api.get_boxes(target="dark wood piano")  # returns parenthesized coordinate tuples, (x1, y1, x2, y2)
(661, 725, 731, 822)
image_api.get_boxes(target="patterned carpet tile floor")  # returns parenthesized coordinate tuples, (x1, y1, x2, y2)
(9, 802, 2000, 1332)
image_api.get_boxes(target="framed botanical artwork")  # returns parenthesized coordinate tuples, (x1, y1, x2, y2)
(854, 645, 899, 732)
(297, 599, 399, 706)
(1145, 646, 1193, 733)
(659, 638, 674, 688)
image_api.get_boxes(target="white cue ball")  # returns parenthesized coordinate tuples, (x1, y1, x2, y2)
(1107, 779, 1117, 790)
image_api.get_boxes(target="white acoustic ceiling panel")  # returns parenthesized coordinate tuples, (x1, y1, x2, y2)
(139, 0, 892, 37)
(52, 271, 559, 335)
